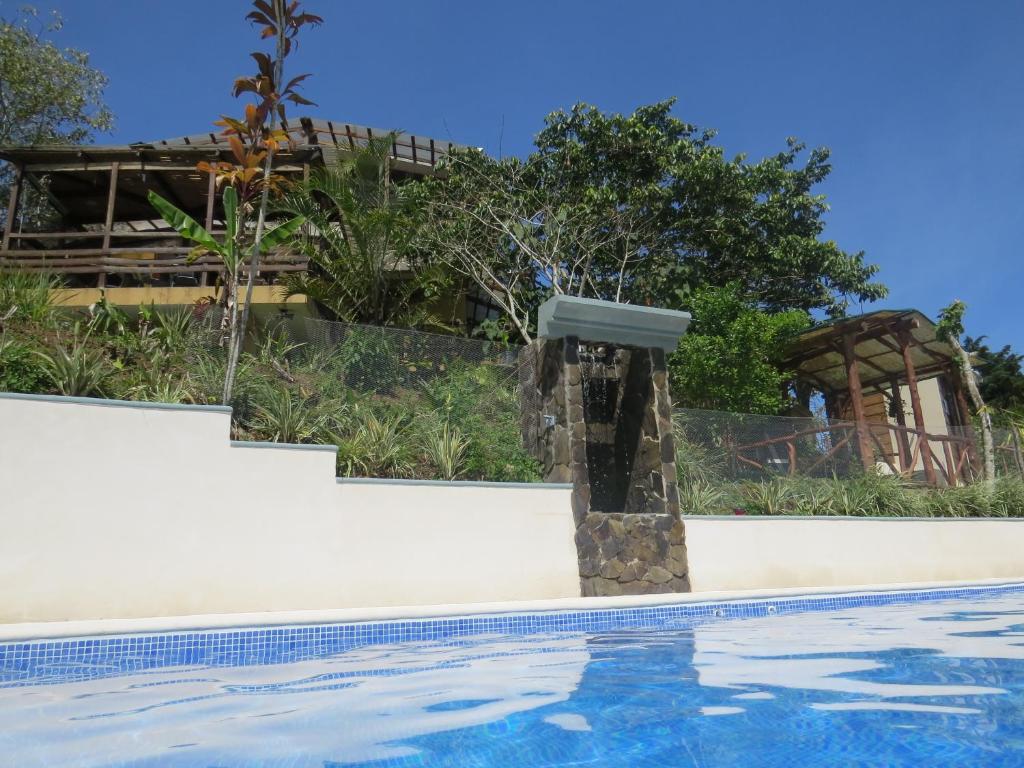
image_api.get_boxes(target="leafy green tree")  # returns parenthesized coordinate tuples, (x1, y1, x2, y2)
(276, 135, 455, 329)
(668, 284, 809, 414)
(426, 99, 887, 341)
(963, 336, 1024, 419)
(529, 100, 887, 316)
(0, 7, 113, 227)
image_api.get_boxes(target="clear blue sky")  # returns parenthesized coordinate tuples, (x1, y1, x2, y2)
(12, 0, 1024, 350)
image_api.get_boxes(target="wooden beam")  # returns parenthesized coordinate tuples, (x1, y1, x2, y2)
(2, 164, 24, 249)
(898, 329, 937, 485)
(24, 172, 70, 220)
(889, 375, 912, 472)
(148, 167, 191, 213)
(842, 331, 875, 471)
(99, 162, 119, 287)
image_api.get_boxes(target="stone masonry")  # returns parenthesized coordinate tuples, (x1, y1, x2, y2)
(519, 336, 690, 596)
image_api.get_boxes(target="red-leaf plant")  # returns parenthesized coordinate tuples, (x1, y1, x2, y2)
(198, 0, 322, 403)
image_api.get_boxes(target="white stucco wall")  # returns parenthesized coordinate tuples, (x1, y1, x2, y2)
(684, 516, 1024, 592)
(0, 394, 580, 624)
(3, 393, 1024, 626)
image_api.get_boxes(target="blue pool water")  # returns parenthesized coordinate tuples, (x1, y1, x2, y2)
(3, 587, 1024, 766)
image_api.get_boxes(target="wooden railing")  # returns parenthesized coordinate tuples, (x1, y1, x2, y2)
(729, 419, 995, 487)
(0, 242, 307, 288)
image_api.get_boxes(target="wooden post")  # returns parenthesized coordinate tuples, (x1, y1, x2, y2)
(2, 163, 24, 250)
(842, 332, 875, 471)
(889, 375, 912, 472)
(898, 329, 938, 485)
(99, 162, 120, 288)
(948, 369, 980, 480)
(1012, 429, 1024, 476)
(200, 170, 216, 288)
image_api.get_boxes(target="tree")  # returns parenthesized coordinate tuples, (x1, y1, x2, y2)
(423, 99, 885, 345)
(937, 301, 995, 484)
(275, 135, 454, 329)
(424, 150, 619, 342)
(0, 7, 113, 228)
(529, 100, 887, 316)
(668, 284, 809, 414)
(149, 0, 320, 404)
(963, 336, 1024, 421)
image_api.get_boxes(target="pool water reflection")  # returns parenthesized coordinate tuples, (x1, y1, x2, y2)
(3, 595, 1024, 766)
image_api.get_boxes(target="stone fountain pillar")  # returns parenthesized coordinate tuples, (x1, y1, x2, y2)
(518, 296, 693, 597)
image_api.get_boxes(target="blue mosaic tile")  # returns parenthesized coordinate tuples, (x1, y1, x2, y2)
(2, 581, 1022, 687)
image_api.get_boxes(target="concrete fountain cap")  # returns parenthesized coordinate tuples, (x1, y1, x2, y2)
(537, 295, 692, 352)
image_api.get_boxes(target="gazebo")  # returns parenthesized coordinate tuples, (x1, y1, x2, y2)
(781, 309, 977, 486)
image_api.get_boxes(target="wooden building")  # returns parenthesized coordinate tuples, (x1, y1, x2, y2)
(0, 118, 462, 315)
(781, 309, 979, 486)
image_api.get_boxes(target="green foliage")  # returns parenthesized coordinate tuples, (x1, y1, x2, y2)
(335, 331, 403, 391)
(0, 7, 113, 228)
(34, 332, 108, 396)
(421, 364, 542, 482)
(0, 271, 61, 325)
(277, 135, 455, 330)
(249, 385, 336, 443)
(530, 100, 887, 315)
(678, 469, 1024, 519)
(419, 422, 470, 481)
(670, 284, 809, 414)
(426, 99, 886, 335)
(334, 411, 412, 478)
(964, 336, 1024, 421)
(0, 333, 47, 392)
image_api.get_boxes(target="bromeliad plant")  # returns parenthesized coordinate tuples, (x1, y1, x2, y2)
(148, 0, 320, 404)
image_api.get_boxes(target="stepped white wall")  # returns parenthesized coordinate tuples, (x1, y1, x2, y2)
(0, 394, 580, 624)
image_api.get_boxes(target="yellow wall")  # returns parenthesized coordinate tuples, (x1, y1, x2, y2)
(51, 285, 306, 308)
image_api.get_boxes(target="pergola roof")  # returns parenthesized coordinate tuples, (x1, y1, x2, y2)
(783, 309, 957, 395)
(0, 118, 467, 226)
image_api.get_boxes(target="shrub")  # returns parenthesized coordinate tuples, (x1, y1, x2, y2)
(334, 410, 412, 477)
(419, 421, 470, 480)
(421, 364, 541, 482)
(0, 271, 61, 325)
(0, 334, 48, 393)
(248, 385, 338, 443)
(35, 333, 108, 397)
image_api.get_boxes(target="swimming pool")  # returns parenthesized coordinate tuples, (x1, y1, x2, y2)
(2, 583, 1024, 766)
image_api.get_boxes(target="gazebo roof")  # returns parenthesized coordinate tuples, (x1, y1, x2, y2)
(782, 309, 957, 395)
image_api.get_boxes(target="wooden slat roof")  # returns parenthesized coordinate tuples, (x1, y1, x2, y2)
(782, 309, 957, 394)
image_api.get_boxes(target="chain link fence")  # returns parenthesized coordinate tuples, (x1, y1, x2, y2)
(673, 407, 1024, 486)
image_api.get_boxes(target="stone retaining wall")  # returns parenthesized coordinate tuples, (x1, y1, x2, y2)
(575, 512, 690, 596)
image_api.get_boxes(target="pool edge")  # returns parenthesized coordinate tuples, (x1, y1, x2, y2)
(3, 577, 1023, 643)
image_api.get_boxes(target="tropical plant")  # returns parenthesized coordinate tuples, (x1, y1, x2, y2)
(0, 271, 61, 325)
(147, 0, 318, 404)
(334, 410, 411, 477)
(86, 293, 130, 336)
(0, 333, 47, 392)
(249, 384, 335, 443)
(147, 185, 303, 402)
(739, 479, 795, 515)
(35, 331, 108, 396)
(276, 135, 454, 330)
(420, 421, 470, 480)
(677, 481, 729, 514)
